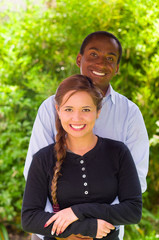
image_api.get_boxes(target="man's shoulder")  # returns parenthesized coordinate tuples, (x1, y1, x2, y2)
(112, 89, 140, 112)
(37, 95, 56, 120)
(39, 95, 55, 110)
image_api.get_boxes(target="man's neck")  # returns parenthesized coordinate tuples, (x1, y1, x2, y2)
(105, 85, 111, 97)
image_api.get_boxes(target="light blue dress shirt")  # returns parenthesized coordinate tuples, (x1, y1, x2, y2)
(24, 85, 149, 240)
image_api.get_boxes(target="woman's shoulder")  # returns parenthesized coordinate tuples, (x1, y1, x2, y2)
(34, 143, 55, 156)
(98, 136, 125, 146)
(98, 136, 128, 152)
(32, 143, 56, 168)
(97, 137, 133, 165)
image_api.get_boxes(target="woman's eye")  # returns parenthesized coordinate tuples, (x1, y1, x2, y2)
(65, 108, 72, 112)
(82, 109, 90, 112)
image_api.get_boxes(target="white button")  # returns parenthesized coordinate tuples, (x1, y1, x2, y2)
(84, 191, 88, 194)
(84, 182, 87, 186)
(82, 167, 85, 171)
(80, 160, 84, 164)
(82, 174, 86, 178)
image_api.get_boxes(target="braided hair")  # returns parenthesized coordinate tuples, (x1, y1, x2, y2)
(51, 74, 103, 211)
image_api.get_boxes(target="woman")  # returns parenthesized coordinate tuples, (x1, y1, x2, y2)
(22, 75, 142, 240)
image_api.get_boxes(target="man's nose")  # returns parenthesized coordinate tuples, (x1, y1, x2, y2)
(95, 56, 107, 67)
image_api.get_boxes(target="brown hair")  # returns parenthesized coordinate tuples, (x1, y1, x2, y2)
(51, 74, 103, 210)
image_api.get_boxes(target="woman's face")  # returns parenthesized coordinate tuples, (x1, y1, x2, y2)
(56, 91, 100, 140)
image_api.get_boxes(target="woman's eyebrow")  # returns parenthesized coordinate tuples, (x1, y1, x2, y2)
(82, 106, 92, 108)
(63, 106, 73, 108)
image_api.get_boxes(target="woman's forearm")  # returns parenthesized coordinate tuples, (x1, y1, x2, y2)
(71, 197, 142, 225)
(22, 207, 97, 239)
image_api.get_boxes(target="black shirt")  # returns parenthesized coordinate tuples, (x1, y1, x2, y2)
(22, 137, 142, 239)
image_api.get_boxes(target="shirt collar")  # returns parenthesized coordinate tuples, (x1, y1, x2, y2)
(103, 85, 116, 104)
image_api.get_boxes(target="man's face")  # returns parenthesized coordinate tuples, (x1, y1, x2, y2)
(76, 35, 120, 95)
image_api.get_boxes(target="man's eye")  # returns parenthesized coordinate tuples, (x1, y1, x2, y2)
(106, 57, 114, 61)
(90, 52, 97, 57)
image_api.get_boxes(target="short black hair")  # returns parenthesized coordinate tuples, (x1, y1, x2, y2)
(80, 31, 122, 64)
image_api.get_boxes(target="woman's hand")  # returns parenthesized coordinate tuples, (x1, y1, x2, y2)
(96, 219, 115, 239)
(44, 207, 78, 236)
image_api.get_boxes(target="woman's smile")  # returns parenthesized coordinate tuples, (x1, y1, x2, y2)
(70, 124, 86, 130)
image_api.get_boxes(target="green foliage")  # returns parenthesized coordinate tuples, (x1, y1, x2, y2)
(148, 122, 159, 209)
(125, 206, 159, 239)
(0, 0, 159, 237)
(0, 223, 9, 240)
(150, 121, 159, 147)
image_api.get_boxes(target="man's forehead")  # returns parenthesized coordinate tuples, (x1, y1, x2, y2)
(90, 35, 113, 41)
(88, 46, 117, 54)
(85, 37, 119, 55)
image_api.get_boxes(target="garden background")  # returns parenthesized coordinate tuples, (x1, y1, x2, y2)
(0, 0, 159, 239)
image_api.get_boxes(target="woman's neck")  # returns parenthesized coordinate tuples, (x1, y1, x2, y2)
(66, 134, 98, 156)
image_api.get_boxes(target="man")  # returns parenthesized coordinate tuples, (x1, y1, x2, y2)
(24, 31, 149, 240)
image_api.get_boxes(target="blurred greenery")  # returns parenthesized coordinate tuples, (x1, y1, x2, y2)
(0, 0, 159, 239)
(0, 223, 9, 240)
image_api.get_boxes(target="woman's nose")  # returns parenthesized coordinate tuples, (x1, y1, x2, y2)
(71, 111, 82, 121)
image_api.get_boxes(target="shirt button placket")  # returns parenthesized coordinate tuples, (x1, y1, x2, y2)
(80, 158, 89, 196)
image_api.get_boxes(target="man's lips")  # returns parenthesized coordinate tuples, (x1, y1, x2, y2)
(70, 124, 86, 130)
(92, 70, 106, 76)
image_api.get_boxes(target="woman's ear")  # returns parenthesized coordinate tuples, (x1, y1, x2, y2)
(97, 110, 101, 119)
(55, 104, 61, 120)
(55, 104, 59, 114)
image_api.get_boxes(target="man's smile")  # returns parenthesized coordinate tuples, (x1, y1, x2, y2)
(92, 70, 106, 76)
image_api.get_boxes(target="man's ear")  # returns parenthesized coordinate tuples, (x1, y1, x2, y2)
(115, 64, 120, 74)
(76, 53, 82, 68)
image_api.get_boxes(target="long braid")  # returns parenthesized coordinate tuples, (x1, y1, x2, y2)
(51, 115, 66, 211)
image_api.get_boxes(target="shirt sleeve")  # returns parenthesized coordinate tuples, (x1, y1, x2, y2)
(126, 105, 149, 193)
(23, 96, 56, 179)
(71, 147, 142, 225)
(21, 154, 97, 238)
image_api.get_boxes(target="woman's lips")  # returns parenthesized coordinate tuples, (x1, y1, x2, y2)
(70, 124, 86, 130)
